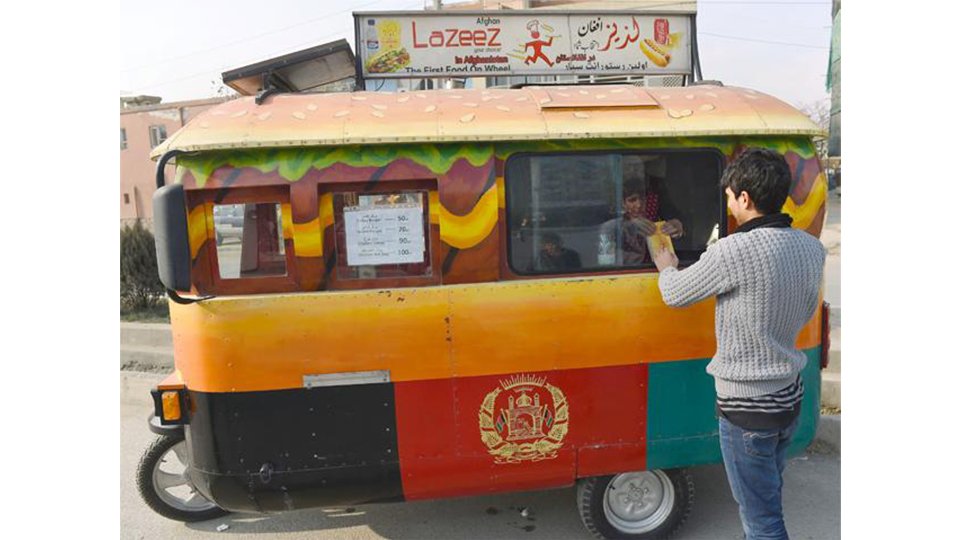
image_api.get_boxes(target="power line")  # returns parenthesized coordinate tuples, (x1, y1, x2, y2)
(699, 31, 829, 49)
(128, 1, 830, 93)
(127, 26, 356, 93)
(120, 0, 391, 74)
(697, 1, 830, 4)
(127, 0, 422, 93)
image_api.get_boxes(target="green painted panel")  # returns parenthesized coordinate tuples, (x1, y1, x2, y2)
(177, 143, 496, 187)
(646, 347, 822, 470)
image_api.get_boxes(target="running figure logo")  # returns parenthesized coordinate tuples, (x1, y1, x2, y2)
(523, 20, 555, 67)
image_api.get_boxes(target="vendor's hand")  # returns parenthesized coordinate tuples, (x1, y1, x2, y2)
(630, 217, 656, 236)
(662, 219, 684, 238)
(653, 246, 679, 272)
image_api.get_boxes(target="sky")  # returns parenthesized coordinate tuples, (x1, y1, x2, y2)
(119, 0, 834, 109)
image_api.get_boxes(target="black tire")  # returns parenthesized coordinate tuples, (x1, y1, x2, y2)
(577, 469, 694, 540)
(136, 432, 228, 523)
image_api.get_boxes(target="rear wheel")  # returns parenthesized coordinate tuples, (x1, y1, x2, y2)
(136, 432, 228, 522)
(577, 469, 694, 540)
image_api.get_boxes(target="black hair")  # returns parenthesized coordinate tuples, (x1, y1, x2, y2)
(720, 148, 792, 215)
(622, 178, 646, 199)
(541, 232, 563, 246)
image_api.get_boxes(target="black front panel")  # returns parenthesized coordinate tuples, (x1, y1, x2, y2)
(185, 383, 403, 512)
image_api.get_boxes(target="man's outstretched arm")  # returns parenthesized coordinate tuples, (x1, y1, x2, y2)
(654, 244, 733, 307)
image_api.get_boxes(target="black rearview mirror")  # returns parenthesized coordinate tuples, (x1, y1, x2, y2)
(152, 184, 192, 292)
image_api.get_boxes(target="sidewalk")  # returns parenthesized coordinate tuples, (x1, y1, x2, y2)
(821, 188, 841, 410)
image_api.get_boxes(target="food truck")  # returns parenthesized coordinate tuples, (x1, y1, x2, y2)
(136, 9, 829, 540)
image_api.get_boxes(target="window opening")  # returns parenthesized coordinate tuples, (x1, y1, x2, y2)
(120, 128, 127, 150)
(506, 151, 722, 275)
(332, 191, 431, 280)
(213, 203, 286, 279)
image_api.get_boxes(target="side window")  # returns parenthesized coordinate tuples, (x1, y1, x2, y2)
(332, 190, 432, 280)
(505, 151, 722, 274)
(149, 125, 167, 148)
(213, 203, 286, 279)
(120, 128, 127, 150)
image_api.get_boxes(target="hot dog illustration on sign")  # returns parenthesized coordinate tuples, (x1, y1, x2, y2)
(523, 20, 555, 67)
(478, 374, 569, 464)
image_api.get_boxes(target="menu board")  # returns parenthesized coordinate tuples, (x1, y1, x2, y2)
(344, 203, 425, 266)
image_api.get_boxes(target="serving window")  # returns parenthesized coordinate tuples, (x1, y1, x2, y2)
(213, 203, 286, 279)
(505, 150, 724, 275)
(197, 185, 299, 295)
(331, 188, 435, 283)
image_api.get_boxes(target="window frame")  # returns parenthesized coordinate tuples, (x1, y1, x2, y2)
(198, 186, 300, 295)
(503, 147, 727, 278)
(148, 125, 168, 149)
(323, 180, 441, 291)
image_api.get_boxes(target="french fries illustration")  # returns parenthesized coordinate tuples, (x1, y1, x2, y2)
(640, 38, 671, 67)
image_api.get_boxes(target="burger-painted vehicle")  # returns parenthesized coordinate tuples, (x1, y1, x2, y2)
(138, 83, 830, 539)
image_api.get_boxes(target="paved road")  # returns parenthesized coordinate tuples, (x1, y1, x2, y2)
(121, 374, 840, 540)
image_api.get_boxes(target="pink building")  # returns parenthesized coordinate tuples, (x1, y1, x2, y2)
(120, 96, 228, 227)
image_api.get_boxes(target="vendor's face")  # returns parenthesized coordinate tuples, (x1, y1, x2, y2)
(624, 194, 643, 218)
(542, 241, 560, 256)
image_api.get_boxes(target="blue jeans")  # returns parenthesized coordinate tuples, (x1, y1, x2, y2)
(718, 416, 799, 540)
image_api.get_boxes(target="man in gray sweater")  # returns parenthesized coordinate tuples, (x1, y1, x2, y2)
(653, 148, 825, 540)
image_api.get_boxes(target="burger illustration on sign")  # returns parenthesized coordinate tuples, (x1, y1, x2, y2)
(364, 20, 411, 74)
(478, 374, 569, 464)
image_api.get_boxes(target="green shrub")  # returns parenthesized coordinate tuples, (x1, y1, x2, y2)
(120, 221, 165, 310)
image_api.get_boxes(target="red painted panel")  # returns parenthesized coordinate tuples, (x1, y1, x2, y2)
(394, 364, 648, 501)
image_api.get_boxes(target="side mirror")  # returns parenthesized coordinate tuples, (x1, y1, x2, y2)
(152, 184, 192, 292)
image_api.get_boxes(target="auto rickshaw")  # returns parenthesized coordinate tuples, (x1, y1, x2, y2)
(137, 82, 830, 539)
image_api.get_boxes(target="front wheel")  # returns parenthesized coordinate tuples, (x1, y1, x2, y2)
(136, 432, 228, 522)
(577, 468, 694, 540)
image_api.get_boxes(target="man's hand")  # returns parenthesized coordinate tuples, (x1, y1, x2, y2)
(653, 246, 679, 272)
(661, 219, 684, 238)
(630, 217, 656, 236)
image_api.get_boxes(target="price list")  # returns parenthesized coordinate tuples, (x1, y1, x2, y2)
(344, 203, 425, 266)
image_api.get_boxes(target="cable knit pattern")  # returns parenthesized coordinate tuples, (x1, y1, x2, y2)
(658, 228, 826, 398)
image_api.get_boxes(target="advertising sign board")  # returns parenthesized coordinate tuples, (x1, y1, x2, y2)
(354, 11, 695, 81)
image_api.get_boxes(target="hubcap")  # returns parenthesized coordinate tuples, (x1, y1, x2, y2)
(152, 440, 218, 513)
(602, 470, 675, 534)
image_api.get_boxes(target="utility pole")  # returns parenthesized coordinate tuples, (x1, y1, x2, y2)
(432, 0, 453, 89)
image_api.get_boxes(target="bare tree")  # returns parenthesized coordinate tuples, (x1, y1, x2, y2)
(800, 99, 831, 162)
(210, 79, 239, 98)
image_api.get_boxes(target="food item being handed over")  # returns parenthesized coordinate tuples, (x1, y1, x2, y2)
(645, 220, 675, 257)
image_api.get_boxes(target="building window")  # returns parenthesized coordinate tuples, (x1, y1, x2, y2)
(120, 128, 127, 150)
(123, 193, 130, 204)
(505, 150, 724, 275)
(149, 125, 167, 148)
(213, 203, 286, 279)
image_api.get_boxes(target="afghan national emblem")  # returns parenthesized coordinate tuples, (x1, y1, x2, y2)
(478, 374, 569, 464)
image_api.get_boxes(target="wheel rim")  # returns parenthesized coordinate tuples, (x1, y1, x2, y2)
(602, 470, 675, 534)
(151, 440, 218, 513)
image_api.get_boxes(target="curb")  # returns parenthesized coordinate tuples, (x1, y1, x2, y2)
(810, 414, 840, 455)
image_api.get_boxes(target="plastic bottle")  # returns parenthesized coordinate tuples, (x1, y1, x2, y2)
(366, 20, 380, 52)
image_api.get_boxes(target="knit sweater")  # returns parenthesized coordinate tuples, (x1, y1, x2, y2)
(658, 225, 826, 398)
